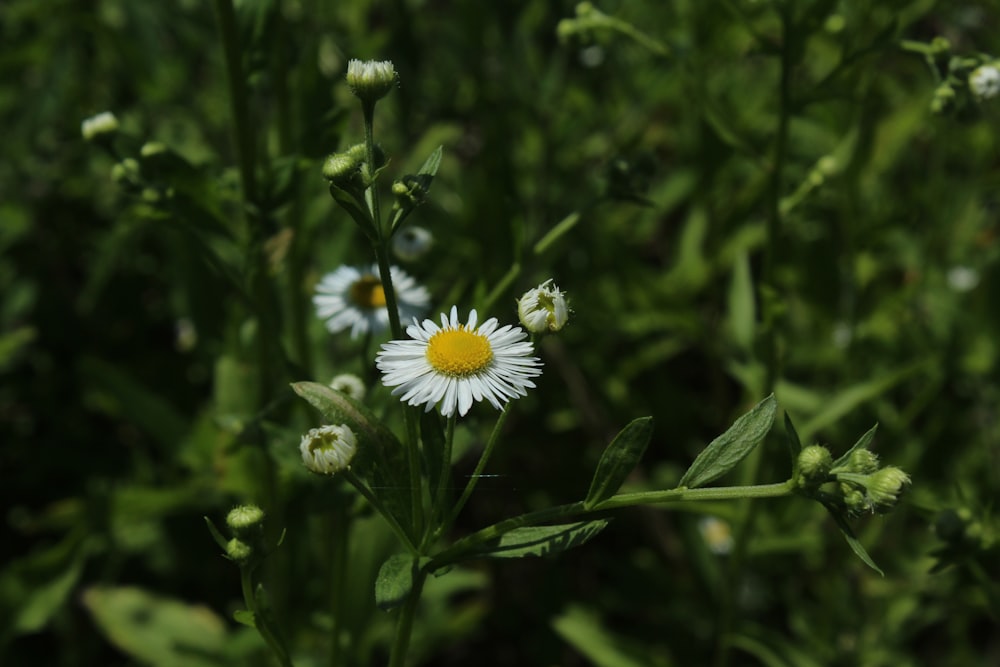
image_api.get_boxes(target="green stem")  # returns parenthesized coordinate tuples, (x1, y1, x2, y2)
(212, 0, 257, 212)
(715, 9, 794, 667)
(432, 481, 795, 570)
(440, 407, 512, 537)
(343, 470, 418, 555)
(328, 497, 348, 667)
(240, 568, 293, 667)
(387, 569, 427, 667)
(360, 101, 426, 540)
(431, 413, 457, 533)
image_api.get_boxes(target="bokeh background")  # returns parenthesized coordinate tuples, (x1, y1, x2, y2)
(2, 0, 998, 665)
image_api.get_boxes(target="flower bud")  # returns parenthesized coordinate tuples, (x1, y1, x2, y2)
(517, 279, 569, 334)
(841, 485, 868, 517)
(300, 424, 357, 475)
(329, 373, 366, 401)
(796, 445, 832, 487)
(346, 59, 396, 106)
(846, 448, 879, 475)
(866, 466, 910, 513)
(931, 83, 956, 114)
(226, 504, 265, 535)
(81, 111, 119, 142)
(323, 152, 361, 183)
(969, 64, 1000, 100)
(226, 537, 253, 564)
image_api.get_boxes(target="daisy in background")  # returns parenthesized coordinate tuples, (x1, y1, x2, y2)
(376, 306, 542, 418)
(313, 263, 430, 339)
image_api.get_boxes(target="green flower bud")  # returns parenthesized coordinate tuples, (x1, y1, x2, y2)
(841, 486, 868, 517)
(81, 111, 119, 142)
(796, 445, 833, 487)
(226, 504, 265, 534)
(931, 83, 956, 114)
(846, 448, 879, 475)
(346, 59, 396, 106)
(930, 36, 951, 55)
(329, 373, 366, 401)
(322, 152, 361, 183)
(226, 537, 253, 564)
(866, 466, 910, 513)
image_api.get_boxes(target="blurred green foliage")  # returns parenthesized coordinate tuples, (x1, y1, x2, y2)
(2, 0, 998, 665)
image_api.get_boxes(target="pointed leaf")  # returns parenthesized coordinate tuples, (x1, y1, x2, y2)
(678, 394, 776, 489)
(584, 417, 654, 509)
(375, 554, 426, 611)
(232, 609, 256, 628)
(820, 501, 884, 576)
(784, 412, 803, 462)
(417, 145, 443, 177)
(832, 423, 878, 469)
(469, 520, 609, 560)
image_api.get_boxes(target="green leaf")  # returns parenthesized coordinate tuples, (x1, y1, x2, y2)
(584, 417, 654, 509)
(820, 501, 884, 576)
(232, 609, 256, 628)
(725, 250, 755, 354)
(82, 586, 228, 667)
(831, 423, 878, 469)
(678, 394, 777, 489)
(375, 554, 424, 611)
(291, 381, 412, 534)
(552, 605, 660, 667)
(784, 412, 803, 463)
(468, 520, 609, 560)
(328, 183, 376, 239)
(417, 145, 443, 177)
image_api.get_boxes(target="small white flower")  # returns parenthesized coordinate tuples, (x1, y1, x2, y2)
(517, 279, 569, 333)
(313, 264, 430, 339)
(970, 65, 1000, 99)
(376, 306, 543, 417)
(81, 111, 119, 141)
(300, 424, 357, 475)
(346, 59, 396, 103)
(330, 373, 366, 401)
(392, 226, 434, 261)
(946, 265, 979, 292)
(698, 516, 734, 555)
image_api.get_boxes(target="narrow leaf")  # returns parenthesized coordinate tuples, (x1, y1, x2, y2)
(417, 145, 443, 177)
(232, 609, 256, 628)
(584, 417, 654, 509)
(726, 250, 755, 353)
(470, 520, 609, 560)
(821, 501, 884, 576)
(375, 554, 420, 611)
(678, 394, 776, 489)
(831, 423, 878, 469)
(784, 412, 803, 462)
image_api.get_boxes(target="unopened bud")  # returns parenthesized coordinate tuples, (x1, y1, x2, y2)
(866, 466, 910, 513)
(346, 59, 396, 105)
(846, 448, 879, 475)
(82, 111, 119, 142)
(226, 504, 265, 534)
(517, 279, 570, 334)
(300, 424, 358, 475)
(226, 537, 253, 564)
(796, 445, 833, 486)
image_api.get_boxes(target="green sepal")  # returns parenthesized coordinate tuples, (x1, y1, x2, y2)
(375, 554, 430, 611)
(291, 381, 413, 535)
(584, 417, 654, 509)
(460, 520, 609, 561)
(678, 394, 776, 489)
(820, 500, 884, 576)
(831, 423, 878, 469)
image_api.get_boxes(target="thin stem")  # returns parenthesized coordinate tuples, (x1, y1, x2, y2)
(432, 413, 457, 533)
(441, 407, 512, 536)
(240, 568, 293, 667)
(328, 497, 348, 667)
(387, 569, 427, 667)
(343, 470, 418, 555)
(432, 481, 796, 570)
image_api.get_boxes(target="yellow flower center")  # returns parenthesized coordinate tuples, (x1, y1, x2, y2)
(349, 275, 387, 309)
(426, 328, 494, 377)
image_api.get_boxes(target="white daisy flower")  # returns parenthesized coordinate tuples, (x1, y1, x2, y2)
(300, 424, 357, 475)
(376, 306, 543, 417)
(970, 64, 1000, 100)
(313, 264, 430, 339)
(517, 279, 569, 333)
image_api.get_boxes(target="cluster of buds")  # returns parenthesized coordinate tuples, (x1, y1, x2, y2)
(215, 504, 267, 568)
(796, 442, 910, 517)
